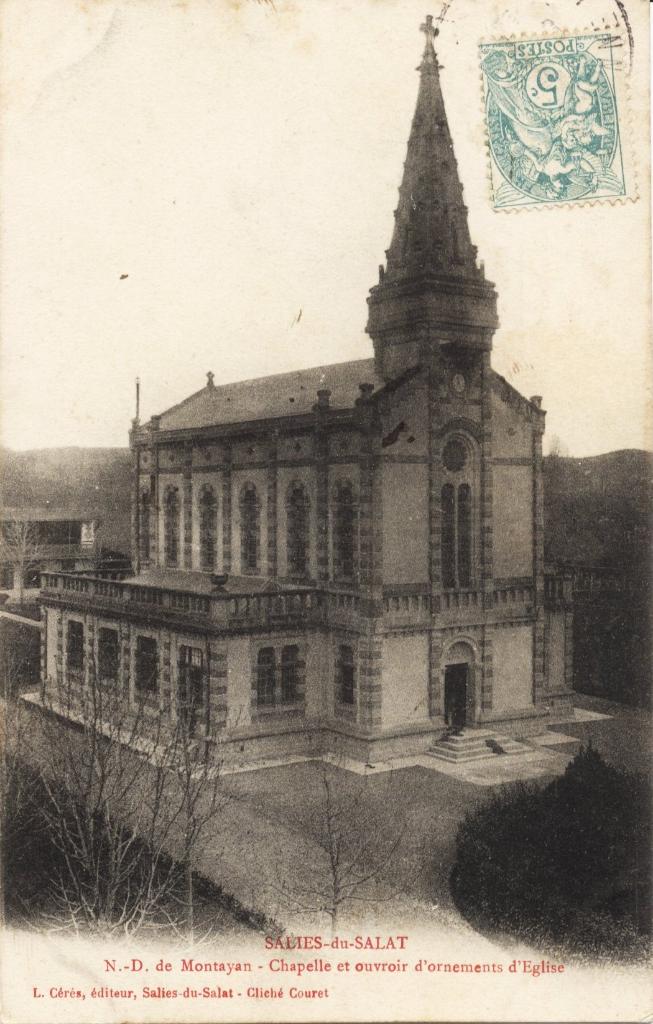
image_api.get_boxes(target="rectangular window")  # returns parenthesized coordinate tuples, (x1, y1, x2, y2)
(338, 644, 355, 705)
(256, 647, 275, 706)
(66, 620, 84, 672)
(135, 636, 158, 695)
(98, 627, 119, 682)
(179, 645, 204, 707)
(281, 645, 299, 703)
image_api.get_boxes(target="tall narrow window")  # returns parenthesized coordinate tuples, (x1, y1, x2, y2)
(256, 647, 275, 707)
(287, 483, 309, 578)
(240, 484, 260, 574)
(333, 482, 357, 581)
(280, 645, 299, 703)
(441, 484, 456, 589)
(135, 636, 158, 696)
(457, 484, 472, 588)
(337, 644, 355, 705)
(66, 620, 84, 673)
(140, 491, 151, 564)
(178, 645, 204, 732)
(98, 627, 119, 682)
(199, 485, 218, 571)
(164, 487, 180, 568)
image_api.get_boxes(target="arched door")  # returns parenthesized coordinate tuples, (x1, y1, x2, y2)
(444, 663, 468, 733)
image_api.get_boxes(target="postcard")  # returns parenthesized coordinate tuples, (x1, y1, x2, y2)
(0, 0, 650, 1022)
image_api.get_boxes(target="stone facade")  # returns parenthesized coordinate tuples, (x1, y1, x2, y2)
(39, 21, 573, 763)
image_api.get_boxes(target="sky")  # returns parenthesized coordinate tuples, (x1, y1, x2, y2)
(1, 0, 650, 456)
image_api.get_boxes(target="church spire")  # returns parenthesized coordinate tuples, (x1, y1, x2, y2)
(385, 14, 478, 279)
(366, 16, 498, 380)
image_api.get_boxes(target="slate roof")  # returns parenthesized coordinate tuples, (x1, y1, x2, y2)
(155, 357, 382, 432)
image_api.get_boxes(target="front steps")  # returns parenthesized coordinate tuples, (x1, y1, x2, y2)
(426, 728, 531, 763)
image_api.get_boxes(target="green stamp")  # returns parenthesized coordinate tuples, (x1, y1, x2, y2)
(480, 35, 626, 209)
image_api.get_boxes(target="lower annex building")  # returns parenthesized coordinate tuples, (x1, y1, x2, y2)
(40, 18, 573, 763)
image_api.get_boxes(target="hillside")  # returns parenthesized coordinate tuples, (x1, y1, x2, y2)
(0, 447, 132, 553)
(543, 449, 652, 572)
(2, 446, 651, 570)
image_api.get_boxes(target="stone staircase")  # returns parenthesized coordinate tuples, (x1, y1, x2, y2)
(426, 729, 531, 763)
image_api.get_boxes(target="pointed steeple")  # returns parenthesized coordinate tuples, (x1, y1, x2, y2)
(367, 17, 498, 380)
(385, 15, 478, 279)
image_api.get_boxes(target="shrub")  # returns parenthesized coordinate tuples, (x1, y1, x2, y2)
(451, 746, 651, 960)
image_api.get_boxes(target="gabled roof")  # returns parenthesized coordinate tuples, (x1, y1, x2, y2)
(154, 357, 382, 432)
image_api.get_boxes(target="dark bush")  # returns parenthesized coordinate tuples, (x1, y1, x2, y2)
(451, 746, 651, 960)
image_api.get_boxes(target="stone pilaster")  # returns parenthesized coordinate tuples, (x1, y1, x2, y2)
(428, 633, 443, 718)
(357, 633, 383, 732)
(314, 393, 330, 582)
(481, 627, 493, 712)
(222, 448, 232, 573)
(532, 408, 546, 704)
(85, 616, 96, 688)
(428, 361, 444, 610)
(55, 611, 64, 687)
(120, 622, 131, 702)
(161, 634, 172, 713)
(207, 641, 228, 734)
(183, 445, 193, 570)
(563, 574, 574, 694)
(480, 351, 494, 608)
(39, 607, 46, 694)
(357, 390, 383, 616)
(152, 447, 160, 569)
(533, 613, 546, 705)
(132, 446, 141, 573)
(266, 436, 278, 578)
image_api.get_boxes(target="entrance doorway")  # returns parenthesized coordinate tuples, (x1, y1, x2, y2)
(178, 645, 204, 736)
(444, 663, 468, 733)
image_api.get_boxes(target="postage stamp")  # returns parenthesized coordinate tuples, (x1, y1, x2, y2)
(479, 34, 626, 209)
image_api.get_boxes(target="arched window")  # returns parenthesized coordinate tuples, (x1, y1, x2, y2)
(441, 484, 456, 589)
(457, 483, 472, 587)
(287, 482, 309, 578)
(199, 485, 218, 572)
(164, 486, 180, 568)
(333, 481, 357, 581)
(441, 436, 474, 589)
(140, 490, 151, 564)
(240, 484, 260, 574)
(256, 647, 275, 706)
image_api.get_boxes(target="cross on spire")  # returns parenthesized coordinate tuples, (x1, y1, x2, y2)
(419, 14, 440, 68)
(420, 14, 438, 45)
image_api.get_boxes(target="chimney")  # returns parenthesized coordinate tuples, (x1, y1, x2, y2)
(316, 388, 331, 409)
(150, 414, 161, 431)
(207, 371, 215, 389)
(530, 395, 543, 409)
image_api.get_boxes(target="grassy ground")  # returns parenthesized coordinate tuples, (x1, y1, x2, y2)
(9, 693, 651, 935)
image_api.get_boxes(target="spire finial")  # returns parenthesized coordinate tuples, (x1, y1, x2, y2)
(206, 371, 215, 389)
(420, 14, 438, 63)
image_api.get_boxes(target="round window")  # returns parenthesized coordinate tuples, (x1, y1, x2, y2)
(443, 438, 467, 472)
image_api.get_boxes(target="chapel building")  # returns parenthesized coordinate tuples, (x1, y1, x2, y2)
(40, 19, 574, 762)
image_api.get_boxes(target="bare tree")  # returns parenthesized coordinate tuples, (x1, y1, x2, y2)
(274, 759, 409, 932)
(0, 520, 45, 605)
(152, 711, 232, 942)
(26, 660, 230, 938)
